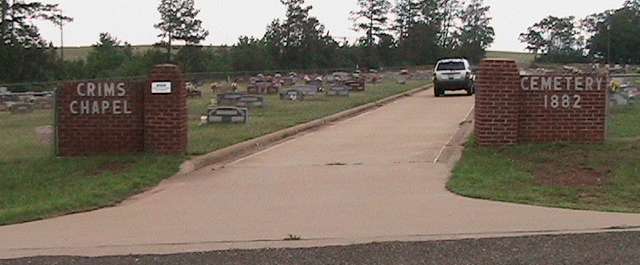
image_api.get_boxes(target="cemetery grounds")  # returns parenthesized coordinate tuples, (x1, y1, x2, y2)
(0, 78, 429, 226)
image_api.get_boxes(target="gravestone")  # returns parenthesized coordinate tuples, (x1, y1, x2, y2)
(8, 102, 34, 114)
(327, 85, 351, 97)
(32, 96, 54, 110)
(216, 92, 245, 105)
(206, 106, 248, 124)
(280, 84, 322, 99)
(248, 81, 280, 95)
(346, 78, 366, 91)
(216, 93, 265, 108)
(236, 95, 265, 108)
(280, 89, 305, 101)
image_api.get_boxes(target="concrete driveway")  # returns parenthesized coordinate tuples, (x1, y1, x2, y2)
(2, 91, 640, 259)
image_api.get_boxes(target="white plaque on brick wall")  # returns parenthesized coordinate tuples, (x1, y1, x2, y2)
(151, 82, 172, 94)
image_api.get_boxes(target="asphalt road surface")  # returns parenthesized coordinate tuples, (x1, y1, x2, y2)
(3, 231, 640, 265)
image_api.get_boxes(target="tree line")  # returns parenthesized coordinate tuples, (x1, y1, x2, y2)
(0, 0, 496, 84)
(519, 0, 640, 64)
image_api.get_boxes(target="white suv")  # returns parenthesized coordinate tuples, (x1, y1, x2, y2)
(433, 58, 475, 97)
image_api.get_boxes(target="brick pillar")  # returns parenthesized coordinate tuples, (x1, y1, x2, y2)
(475, 59, 521, 146)
(144, 64, 188, 155)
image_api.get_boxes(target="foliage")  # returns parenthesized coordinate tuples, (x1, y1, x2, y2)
(230, 36, 273, 71)
(262, 0, 341, 69)
(155, 0, 209, 61)
(84, 33, 133, 78)
(453, 0, 494, 63)
(351, 0, 392, 47)
(392, 0, 422, 40)
(584, 3, 640, 64)
(0, 0, 71, 83)
(518, 1, 640, 64)
(519, 16, 587, 63)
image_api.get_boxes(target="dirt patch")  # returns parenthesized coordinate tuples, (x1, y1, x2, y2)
(534, 166, 611, 188)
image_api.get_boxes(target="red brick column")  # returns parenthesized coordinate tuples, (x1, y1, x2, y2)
(475, 59, 521, 146)
(144, 64, 188, 155)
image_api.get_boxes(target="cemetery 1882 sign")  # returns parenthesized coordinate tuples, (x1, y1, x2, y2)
(520, 76, 606, 110)
(475, 59, 608, 146)
(57, 64, 188, 156)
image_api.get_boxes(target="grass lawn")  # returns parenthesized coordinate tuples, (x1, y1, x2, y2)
(449, 102, 640, 213)
(0, 79, 428, 225)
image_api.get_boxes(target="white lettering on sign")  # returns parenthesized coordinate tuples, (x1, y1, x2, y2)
(521, 76, 605, 110)
(544, 94, 582, 109)
(69, 82, 132, 115)
(521, 76, 604, 92)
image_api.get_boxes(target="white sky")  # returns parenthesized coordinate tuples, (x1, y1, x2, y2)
(35, 0, 626, 52)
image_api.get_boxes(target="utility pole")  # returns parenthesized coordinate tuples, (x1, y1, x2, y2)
(60, 10, 64, 62)
(607, 19, 611, 66)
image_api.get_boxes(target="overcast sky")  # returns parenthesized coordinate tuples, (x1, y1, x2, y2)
(35, 0, 626, 52)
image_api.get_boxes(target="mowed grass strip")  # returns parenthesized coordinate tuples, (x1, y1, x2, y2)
(0, 79, 428, 225)
(449, 103, 640, 213)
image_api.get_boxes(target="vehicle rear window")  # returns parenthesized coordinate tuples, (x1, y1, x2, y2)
(437, 62, 465, 71)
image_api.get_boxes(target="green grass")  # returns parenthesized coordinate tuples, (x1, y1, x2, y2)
(0, 79, 428, 225)
(610, 102, 640, 139)
(485, 50, 535, 66)
(449, 103, 640, 213)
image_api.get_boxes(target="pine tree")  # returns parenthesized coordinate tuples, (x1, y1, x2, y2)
(155, 0, 209, 62)
(0, 0, 71, 82)
(393, 0, 421, 40)
(351, 0, 392, 47)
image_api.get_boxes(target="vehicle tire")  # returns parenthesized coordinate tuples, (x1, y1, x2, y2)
(466, 88, 473, 96)
(466, 84, 475, 96)
(434, 85, 441, 97)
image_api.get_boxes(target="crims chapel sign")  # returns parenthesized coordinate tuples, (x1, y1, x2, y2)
(69, 82, 133, 115)
(520, 76, 606, 109)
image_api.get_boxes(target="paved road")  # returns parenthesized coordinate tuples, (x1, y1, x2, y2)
(3, 231, 640, 265)
(1, 91, 640, 259)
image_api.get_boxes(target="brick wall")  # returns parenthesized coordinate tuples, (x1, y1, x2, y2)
(57, 64, 188, 156)
(57, 81, 145, 156)
(519, 75, 608, 143)
(475, 59, 608, 146)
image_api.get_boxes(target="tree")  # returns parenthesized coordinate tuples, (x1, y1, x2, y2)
(419, 0, 461, 48)
(230, 36, 273, 71)
(398, 22, 440, 65)
(519, 16, 587, 63)
(262, 0, 338, 69)
(625, 0, 640, 11)
(392, 0, 421, 40)
(351, 0, 392, 47)
(155, 0, 209, 62)
(584, 4, 640, 64)
(453, 0, 494, 63)
(85, 33, 133, 78)
(0, 0, 71, 83)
